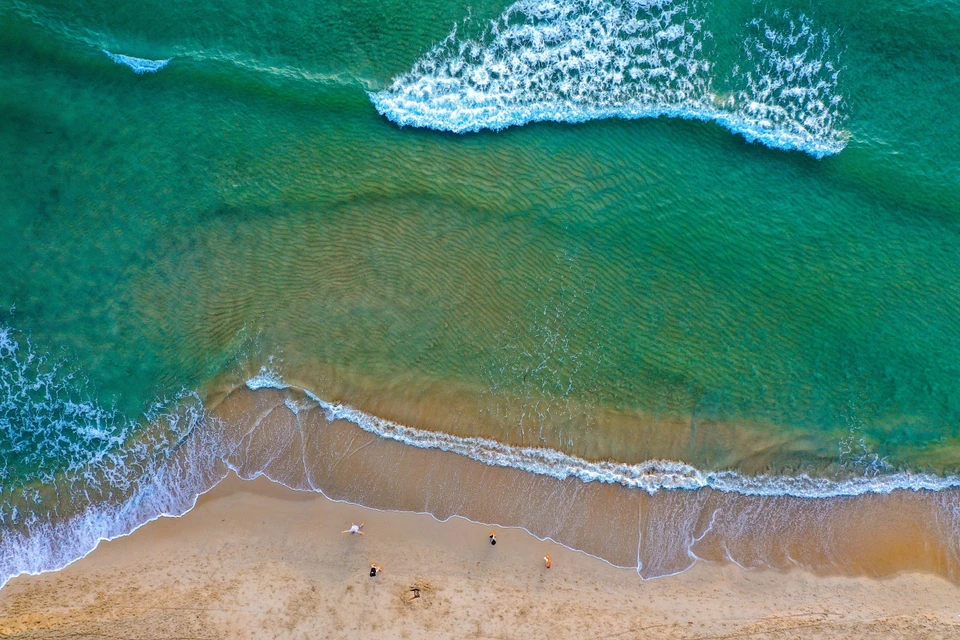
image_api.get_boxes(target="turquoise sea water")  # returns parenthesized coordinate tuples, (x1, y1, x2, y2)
(2, 0, 960, 583)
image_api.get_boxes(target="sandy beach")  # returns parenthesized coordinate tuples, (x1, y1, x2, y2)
(2, 472, 959, 639)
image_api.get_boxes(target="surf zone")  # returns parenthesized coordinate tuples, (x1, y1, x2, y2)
(370, 1, 847, 158)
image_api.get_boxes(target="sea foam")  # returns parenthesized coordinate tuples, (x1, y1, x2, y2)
(298, 387, 960, 499)
(370, 1, 847, 157)
(244, 367, 290, 391)
(104, 51, 171, 74)
(0, 325, 225, 589)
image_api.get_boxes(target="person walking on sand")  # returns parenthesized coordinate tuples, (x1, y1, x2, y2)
(489, 532, 497, 546)
(369, 563, 382, 577)
(544, 555, 552, 569)
(342, 523, 365, 535)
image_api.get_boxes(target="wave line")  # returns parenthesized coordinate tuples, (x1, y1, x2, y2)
(244, 372, 960, 499)
(103, 51, 171, 74)
(370, 1, 847, 157)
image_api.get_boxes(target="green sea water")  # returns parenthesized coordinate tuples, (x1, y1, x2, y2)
(2, 0, 960, 551)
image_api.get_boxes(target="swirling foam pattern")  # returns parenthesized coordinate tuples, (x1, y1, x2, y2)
(370, 0, 847, 157)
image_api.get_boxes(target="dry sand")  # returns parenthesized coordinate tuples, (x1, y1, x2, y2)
(1, 473, 959, 639)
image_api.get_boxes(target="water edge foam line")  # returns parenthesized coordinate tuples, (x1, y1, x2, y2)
(259, 380, 960, 499)
(3, 361, 960, 590)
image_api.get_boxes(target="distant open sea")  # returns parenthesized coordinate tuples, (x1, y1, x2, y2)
(2, 0, 960, 586)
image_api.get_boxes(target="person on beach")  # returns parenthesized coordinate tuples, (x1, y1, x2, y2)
(369, 563, 382, 577)
(489, 532, 497, 545)
(544, 555, 552, 569)
(342, 523, 365, 535)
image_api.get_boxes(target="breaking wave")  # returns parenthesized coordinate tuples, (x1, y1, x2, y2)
(103, 51, 171, 74)
(370, 0, 847, 157)
(251, 372, 960, 499)
(0, 325, 228, 590)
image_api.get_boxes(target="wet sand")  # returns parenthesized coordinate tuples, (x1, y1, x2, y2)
(212, 386, 960, 580)
(1, 473, 959, 639)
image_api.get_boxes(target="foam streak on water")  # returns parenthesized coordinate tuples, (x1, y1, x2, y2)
(103, 51, 171, 74)
(370, 0, 847, 157)
(244, 367, 290, 391)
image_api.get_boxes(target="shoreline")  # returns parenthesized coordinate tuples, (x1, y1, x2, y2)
(5, 383, 960, 592)
(2, 473, 958, 638)
(243, 373, 960, 499)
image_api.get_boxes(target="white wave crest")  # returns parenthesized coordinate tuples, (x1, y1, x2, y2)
(289, 385, 960, 499)
(104, 51, 171, 74)
(722, 11, 846, 154)
(244, 367, 290, 391)
(370, 1, 847, 157)
(0, 325, 225, 589)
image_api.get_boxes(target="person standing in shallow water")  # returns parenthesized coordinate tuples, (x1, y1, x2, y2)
(489, 532, 496, 545)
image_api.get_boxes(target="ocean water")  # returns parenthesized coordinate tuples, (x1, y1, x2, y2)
(2, 0, 960, 585)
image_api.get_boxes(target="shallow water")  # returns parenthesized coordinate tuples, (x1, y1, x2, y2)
(2, 0, 960, 586)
